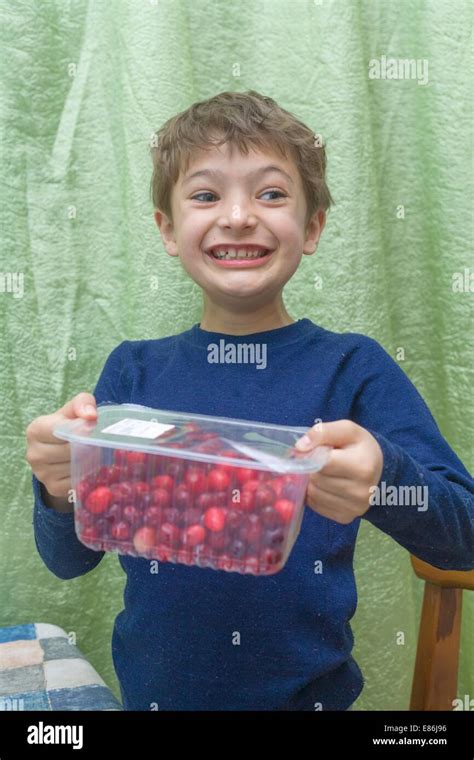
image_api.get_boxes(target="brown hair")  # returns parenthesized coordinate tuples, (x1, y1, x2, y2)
(149, 90, 334, 229)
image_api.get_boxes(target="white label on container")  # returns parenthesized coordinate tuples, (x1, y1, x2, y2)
(102, 418, 176, 439)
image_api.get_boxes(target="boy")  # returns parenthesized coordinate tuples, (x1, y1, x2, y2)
(26, 90, 474, 711)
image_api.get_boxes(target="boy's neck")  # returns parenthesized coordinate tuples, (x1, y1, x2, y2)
(199, 300, 295, 336)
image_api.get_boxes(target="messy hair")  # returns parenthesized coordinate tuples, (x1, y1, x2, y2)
(149, 90, 334, 229)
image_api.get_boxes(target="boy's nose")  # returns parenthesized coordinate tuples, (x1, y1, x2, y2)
(217, 202, 258, 229)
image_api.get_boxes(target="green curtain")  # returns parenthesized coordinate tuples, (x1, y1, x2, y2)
(1, 0, 472, 710)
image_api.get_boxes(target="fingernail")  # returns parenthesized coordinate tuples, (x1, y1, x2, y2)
(295, 434, 312, 451)
(83, 405, 96, 416)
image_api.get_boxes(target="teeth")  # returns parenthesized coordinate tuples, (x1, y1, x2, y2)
(211, 248, 268, 259)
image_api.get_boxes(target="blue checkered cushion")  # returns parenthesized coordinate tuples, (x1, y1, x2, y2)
(0, 623, 122, 711)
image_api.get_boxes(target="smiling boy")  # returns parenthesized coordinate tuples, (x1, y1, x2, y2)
(28, 90, 474, 711)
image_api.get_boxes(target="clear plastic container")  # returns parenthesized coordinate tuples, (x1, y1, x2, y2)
(54, 403, 331, 575)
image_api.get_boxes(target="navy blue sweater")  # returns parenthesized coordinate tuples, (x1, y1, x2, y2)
(32, 319, 474, 710)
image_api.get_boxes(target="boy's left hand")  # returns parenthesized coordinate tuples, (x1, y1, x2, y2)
(294, 420, 384, 525)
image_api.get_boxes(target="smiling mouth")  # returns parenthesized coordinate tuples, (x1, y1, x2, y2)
(207, 249, 272, 260)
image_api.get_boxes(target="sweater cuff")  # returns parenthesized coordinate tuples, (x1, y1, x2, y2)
(32, 474, 75, 527)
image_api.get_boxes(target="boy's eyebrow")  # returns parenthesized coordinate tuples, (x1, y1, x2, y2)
(182, 165, 294, 187)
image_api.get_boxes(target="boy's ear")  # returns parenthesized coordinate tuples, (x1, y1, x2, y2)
(302, 209, 326, 256)
(154, 211, 179, 257)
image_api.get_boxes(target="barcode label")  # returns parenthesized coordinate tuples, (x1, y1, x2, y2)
(102, 418, 176, 439)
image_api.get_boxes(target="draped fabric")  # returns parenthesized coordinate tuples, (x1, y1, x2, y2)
(1, 0, 472, 708)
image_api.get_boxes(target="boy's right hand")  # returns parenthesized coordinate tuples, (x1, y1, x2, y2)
(26, 393, 97, 509)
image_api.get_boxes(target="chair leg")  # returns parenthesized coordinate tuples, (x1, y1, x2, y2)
(410, 582, 462, 710)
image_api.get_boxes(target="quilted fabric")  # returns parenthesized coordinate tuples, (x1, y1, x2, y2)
(0, 0, 472, 709)
(0, 624, 122, 711)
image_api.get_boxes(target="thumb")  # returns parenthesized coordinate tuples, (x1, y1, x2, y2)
(59, 392, 97, 420)
(294, 419, 360, 451)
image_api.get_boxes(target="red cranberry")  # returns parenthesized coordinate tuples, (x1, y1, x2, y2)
(166, 461, 184, 479)
(151, 488, 171, 509)
(254, 485, 276, 509)
(76, 478, 92, 503)
(110, 482, 134, 506)
(138, 493, 154, 509)
(206, 531, 228, 551)
(163, 507, 181, 524)
(108, 465, 123, 484)
(195, 493, 214, 510)
(80, 526, 100, 542)
(144, 506, 163, 526)
(203, 507, 226, 532)
(181, 507, 202, 526)
(215, 451, 242, 475)
(151, 475, 175, 492)
(274, 499, 296, 524)
(76, 508, 94, 528)
(133, 526, 157, 554)
(235, 467, 259, 485)
(155, 544, 173, 562)
(242, 479, 261, 493)
(240, 516, 263, 547)
(174, 485, 192, 510)
(235, 490, 255, 512)
(261, 548, 283, 566)
(111, 521, 131, 541)
(184, 467, 208, 494)
(269, 477, 285, 497)
(132, 481, 150, 497)
(113, 449, 128, 466)
(263, 527, 285, 548)
(182, 524, 206, 547)
(158, 523, 180, 547)
(207, 468, 231, 491)
(85, 487, 112, 514)
(260, 506, 280, 528)
(212, 491, 228, 506)
(226, 510, 245, 533)
(123, 504, 141, 525)
(105, 503, 123, 524)
(125, 451, 147, 467)
(124, 452, 148, 479)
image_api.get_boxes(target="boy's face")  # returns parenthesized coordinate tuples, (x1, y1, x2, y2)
(154, 139, 325, 305)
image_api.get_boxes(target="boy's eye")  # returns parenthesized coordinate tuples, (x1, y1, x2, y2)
(260, 189, 286, 201)
(190, 190, 287, 202)
(191, 192, 217, 202)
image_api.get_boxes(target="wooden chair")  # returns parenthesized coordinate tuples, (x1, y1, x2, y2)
(410, 555, 474, 710)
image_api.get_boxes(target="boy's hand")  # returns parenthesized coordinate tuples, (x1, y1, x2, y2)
(26, 393, 97, 505)
(294, 420, 384, 524)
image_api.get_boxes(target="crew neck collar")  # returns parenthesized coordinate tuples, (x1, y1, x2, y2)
(183, 318, 316, 347)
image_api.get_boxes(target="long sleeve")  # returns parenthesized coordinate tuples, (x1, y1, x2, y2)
(352, 337, 474, 571)
(32, 341, 132, 579)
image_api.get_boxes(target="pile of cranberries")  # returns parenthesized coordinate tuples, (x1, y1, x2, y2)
(74, 423, 307, 575)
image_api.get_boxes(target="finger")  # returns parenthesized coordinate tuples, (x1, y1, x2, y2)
(36, 463, 72, 486)
(312, 448, 362, 480)
(60, 392, 97, 420)
(295, 420, 361, 452)
(310, 472, 356, 498)
(42, 476, 72, 499)
(28, 439, 71, 464)
(306, 482, 350, 522)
